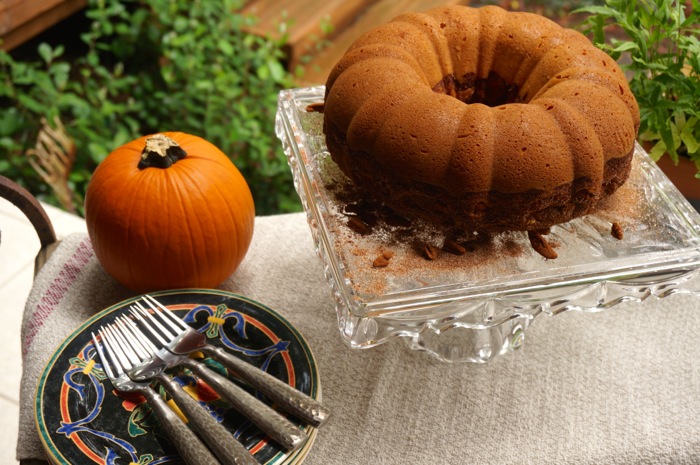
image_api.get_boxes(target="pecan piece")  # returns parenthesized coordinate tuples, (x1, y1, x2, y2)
(305, 102, 325, 113)
(422, 243, 439, 260)
(527, 230, 558, 260)
(611, 222, 624, 240)
(442, 238, 467, 255)
(373, 255, 390, 268)
(347, 216, 371, 235)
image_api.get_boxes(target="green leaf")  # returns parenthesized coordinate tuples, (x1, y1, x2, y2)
(660, 118, 679, 162)
(573, 5, 619, 16)
(674, 111, 687, 129)
(0, 108, 23, 136)
(680, 117, 700, 154)
(217, 39, 234, 56)
(648, 140, 668, 161)
(256, 63, 269, 80)
(267, 59, 285, 82)
(17, 94, 46, 113)
(37, 43, 53, 64)
(611, 41, 640, 53)
(51, 62, 70, 90)
(53, 45, 65, 59)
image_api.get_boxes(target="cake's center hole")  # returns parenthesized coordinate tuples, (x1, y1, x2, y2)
(433, 72, 520, 107)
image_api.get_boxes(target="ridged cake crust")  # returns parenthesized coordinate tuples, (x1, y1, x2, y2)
(323, 5, 640, 232)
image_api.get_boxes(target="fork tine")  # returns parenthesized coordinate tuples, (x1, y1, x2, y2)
(121, 316, 160, 355)
(114, 317, 151, 360)
(130, 306, 171, 346)
(106, 324, 141, 369)
(133, 302, 177, 341)
(99, 327, 130, 373)
(144, 294, 189, 331)
(91, 332, 115, 379)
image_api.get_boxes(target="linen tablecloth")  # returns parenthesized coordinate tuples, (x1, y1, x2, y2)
(17, 212, 700, 464)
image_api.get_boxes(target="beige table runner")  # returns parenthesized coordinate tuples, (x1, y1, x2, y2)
(17, 212, 700, 464)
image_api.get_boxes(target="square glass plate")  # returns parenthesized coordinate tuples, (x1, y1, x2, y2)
(276, 86, 700, 362)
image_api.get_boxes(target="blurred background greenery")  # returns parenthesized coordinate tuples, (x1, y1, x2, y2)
(1, 0, 299, 216)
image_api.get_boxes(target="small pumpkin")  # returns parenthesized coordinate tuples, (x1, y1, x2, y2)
(85, 132, 255, 292)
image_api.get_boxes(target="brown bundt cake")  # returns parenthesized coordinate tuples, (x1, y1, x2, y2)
(322, 5, 640, 233)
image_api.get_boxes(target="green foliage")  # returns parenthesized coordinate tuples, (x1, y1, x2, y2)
(576, 0, 700, 173)
(0, 0, 301, 215)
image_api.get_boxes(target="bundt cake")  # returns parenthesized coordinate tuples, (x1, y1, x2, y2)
(322, 5, 640, 233)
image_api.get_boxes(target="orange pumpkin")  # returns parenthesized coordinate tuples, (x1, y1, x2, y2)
(85, 132, 255, 292)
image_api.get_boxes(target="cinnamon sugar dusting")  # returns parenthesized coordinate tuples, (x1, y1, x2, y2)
(315, 151, 648, 297)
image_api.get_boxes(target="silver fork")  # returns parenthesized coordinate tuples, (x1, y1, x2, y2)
(140, 295, 330, 427)
(91, 328, 220, 465)
(108, 319, 259, 465)
(119, 313, 307, 451)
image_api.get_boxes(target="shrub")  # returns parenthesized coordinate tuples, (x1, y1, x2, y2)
(0, 0, 301, 215)
(576, 0, 700, 171)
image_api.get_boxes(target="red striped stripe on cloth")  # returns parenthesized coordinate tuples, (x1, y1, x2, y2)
(23, 237, 94, 358)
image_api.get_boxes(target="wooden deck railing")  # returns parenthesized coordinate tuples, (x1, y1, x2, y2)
(1, 0, 470, 85)
(0, 0, 87, 51)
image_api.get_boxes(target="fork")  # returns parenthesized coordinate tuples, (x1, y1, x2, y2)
(141, 294, 331, 427)
(108, 320, 259, 465)
(118, 314, 307, 451)
(91, 328, 220, 465)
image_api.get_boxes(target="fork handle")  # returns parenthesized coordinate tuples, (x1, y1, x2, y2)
(156, 374, 259, 465)
(202, 345, 331, 427)
(141, 386, 221, 465)
(181, 358, 307, 451)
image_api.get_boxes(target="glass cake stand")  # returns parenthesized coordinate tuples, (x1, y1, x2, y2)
(275, 86, 700, 363)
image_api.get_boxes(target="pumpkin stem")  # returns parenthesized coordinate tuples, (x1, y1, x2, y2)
(138, 134, 187, 169)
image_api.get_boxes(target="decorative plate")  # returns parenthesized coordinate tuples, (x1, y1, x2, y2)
(35, 289, 321, 465)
